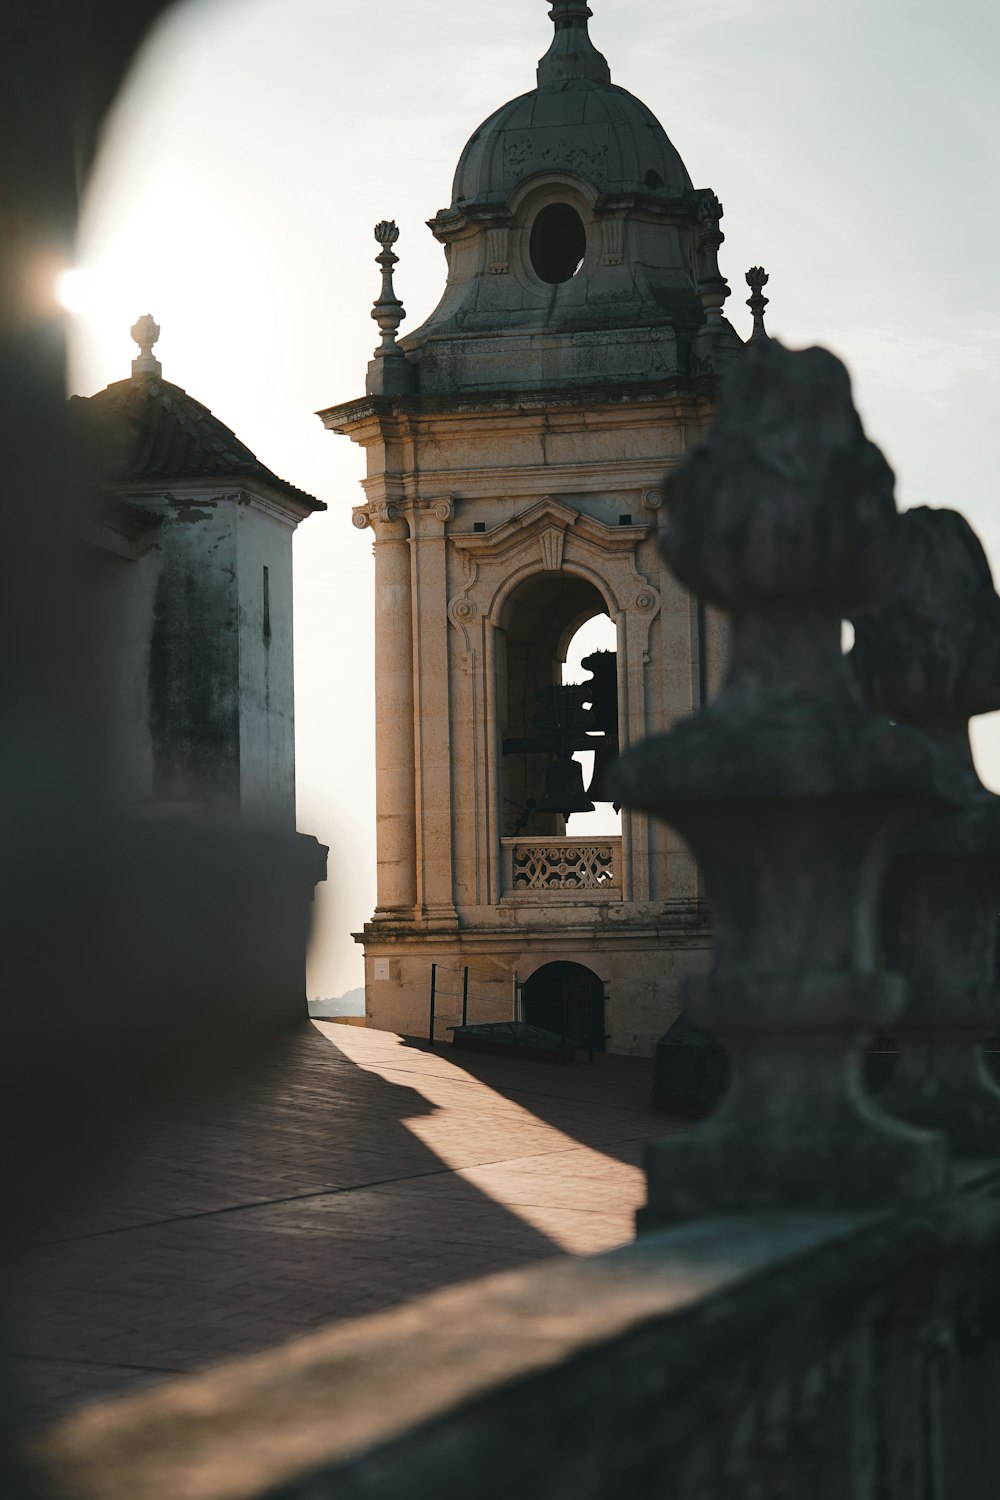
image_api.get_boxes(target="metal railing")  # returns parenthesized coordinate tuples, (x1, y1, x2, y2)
(427, 962, 469, 1043)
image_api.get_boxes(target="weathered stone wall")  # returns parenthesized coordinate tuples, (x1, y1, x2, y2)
(145, 494, 242, 819)
(362, 925, 713, 1054)
(95, 545, 159, 806)
(236, 498, 297, 831)
(94, 485, 300, 831)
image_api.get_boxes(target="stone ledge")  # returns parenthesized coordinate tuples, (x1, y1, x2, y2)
(31, 1167, 1000, 1500)
(317, 375, 721, 432)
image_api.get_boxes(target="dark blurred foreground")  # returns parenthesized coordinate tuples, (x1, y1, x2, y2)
(2, 6, 328, 1491)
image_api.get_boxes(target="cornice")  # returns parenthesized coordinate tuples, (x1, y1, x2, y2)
(100, 476, 317, 526)
(358, 463, 678, 504)
(317, 374, 721, 436)
(427, 189, 695, 245)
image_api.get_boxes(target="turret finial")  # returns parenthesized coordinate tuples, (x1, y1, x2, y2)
(371, 221, 405, 359)
(365, 221, 414, 396)
(746, 267, 770, 343)
(695, 194, 731, 327)
(538, 0, 611, 85)
(130, 314, 161, 378)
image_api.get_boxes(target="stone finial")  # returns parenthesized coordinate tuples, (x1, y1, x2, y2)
(695, 193, 730, 328)
(609, 340, 959, 1224)
(130, 314, 161, 378)
(538, 0, 611, 85)
(374, 219, 400, 251)
(664, 341, 896, 617)
(366, 222, 413, 397)
(852, 508, 1000, 1154)
(745, 266, 770, 343)
(853, 508, 1000, 781)
(372, 221, 404, 354)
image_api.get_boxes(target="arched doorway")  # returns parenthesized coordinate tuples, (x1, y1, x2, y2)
(522, 961, 606, 1053)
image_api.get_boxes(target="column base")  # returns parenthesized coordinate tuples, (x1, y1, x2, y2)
(371, 906, 416, 925)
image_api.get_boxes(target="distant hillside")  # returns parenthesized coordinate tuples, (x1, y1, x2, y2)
(308, 986, 365, 1019)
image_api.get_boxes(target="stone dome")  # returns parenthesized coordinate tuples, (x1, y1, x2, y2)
(448, 1, 692, 211)
(452, 80, 693, 210)
(398, 1, 743, 395)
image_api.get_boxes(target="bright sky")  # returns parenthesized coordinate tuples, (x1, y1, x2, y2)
(65, 0, 1000, 999)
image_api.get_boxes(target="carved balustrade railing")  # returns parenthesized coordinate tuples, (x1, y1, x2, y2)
(500, 835, 622, 898)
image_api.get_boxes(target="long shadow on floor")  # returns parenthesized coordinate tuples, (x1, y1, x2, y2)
(395, 1032, 670, 1170)
(3, 1024, 566, 1427)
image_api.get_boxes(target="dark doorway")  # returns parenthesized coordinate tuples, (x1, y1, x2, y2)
(523, 962, 606, 1054)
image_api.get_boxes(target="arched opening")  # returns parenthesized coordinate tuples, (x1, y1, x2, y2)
(529, 203, 587, 284)
(562, 613, 621, 837)
(498, 572, 619, 838)
(523, 962, 606, 1053)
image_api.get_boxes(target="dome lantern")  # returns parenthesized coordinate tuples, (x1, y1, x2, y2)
(537, 1, 611, 86)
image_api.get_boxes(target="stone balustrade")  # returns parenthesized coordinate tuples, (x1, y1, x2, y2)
(501, 835, 622, 898)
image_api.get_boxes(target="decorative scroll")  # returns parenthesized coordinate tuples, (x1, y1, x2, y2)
(508, 839, 620, 891)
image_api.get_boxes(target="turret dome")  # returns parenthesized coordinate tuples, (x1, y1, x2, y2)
(451, 0, 692, 212)
(397, 0, 742, 395)
(452, 79, 693, 211)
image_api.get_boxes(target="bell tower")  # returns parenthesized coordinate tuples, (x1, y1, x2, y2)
(320, 1, 762, 1054)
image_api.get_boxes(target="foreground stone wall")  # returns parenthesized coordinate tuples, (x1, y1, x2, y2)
(33, 1168, 1000, 1499)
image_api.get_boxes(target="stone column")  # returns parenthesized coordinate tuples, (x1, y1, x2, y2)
(853, 507, 1000, 1154)
(611, 341, 960, 1226)
(410, 498, 457, 926)
(357, 502, 417, 919)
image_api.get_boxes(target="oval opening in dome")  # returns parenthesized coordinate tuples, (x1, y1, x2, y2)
(529, 204, 586, 285)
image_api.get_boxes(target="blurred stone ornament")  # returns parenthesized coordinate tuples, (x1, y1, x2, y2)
(854, 507, 1000, 1153)
(611, 341, 960, 1224)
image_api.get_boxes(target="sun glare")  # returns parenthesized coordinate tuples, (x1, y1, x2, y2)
(56, 268, 96, 316)
(56, 265, 135, 326)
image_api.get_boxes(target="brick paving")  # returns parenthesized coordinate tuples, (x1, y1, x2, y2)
(2, 1022, 675, 1426)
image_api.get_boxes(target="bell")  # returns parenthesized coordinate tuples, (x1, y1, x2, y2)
(587, 744, 619, 804)
(534, 756, 595, 816)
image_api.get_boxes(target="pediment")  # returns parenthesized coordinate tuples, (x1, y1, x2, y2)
(451, 495, 650, 562)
